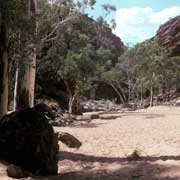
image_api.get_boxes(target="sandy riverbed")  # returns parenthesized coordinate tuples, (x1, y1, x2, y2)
(1, 106, 180, 180)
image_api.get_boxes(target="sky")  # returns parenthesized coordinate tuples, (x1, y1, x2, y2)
(87, 0, 180, 45)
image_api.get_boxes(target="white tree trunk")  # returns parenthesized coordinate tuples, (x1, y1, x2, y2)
(150, 79, 154, 107)
(68, 94, 76, 114)
(140, 84, 143, 107)
(109, 83, 125, 104)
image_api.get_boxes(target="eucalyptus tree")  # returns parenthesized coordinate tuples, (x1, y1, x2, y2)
(0, 0, 22, 117)
(14, 0, 38, 110)
(14, 0, 96, 110)
(37, 0, 120, 113)
(135, 41, 167, 106)
(117, 40, 174, 106)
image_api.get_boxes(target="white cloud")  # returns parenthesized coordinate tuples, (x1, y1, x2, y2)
(150, 6, 180, 24)
(114, 6, 180, 44)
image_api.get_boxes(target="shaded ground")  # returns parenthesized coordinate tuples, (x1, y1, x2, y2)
(1, 106, 180, 179)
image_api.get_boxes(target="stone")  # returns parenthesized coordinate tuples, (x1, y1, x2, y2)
(76, 115, 91, 121)
(56, 132, 82, 149)
(90, 114, 100, 119)
(7, 165, 32, 179)
(0, 107, 59, 175)
(175, 98, 180, 106)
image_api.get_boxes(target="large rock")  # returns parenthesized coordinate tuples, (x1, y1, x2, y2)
(6, 165, 32, 179)
(156, 15, 180, 57)
(0, 107, 59, 175)
(56, 132, 82, 149)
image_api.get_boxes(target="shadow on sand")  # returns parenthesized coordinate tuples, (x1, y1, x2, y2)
(34, 151, 180, 180)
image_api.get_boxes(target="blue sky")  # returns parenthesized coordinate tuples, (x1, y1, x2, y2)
(87, 0, 180, 45)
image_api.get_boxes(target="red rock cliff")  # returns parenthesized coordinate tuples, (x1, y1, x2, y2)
(156, 15, 180, 57)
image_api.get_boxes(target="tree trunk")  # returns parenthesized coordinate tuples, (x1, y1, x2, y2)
(109, 83, 125, 104)
(68, 97, 72, 114)
(116, 82, 127, 103)
(127, 78, 131, 102)
(13, 67, 19, 111)
(167, 87, 170, 102)
(150, 79, 154, 107)
(176, 74, 180, 95)
(64, 79, 78, 114)
(140, 84, 143, 107)
(14, 43, 36, 110)
(0, 22, 9, 118)
(68, 94, 76, 114)
(14, 0, 37, 110)
(156, 83, 161, 105)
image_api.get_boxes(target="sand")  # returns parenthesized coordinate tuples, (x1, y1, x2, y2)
(1, 106, 180, 180)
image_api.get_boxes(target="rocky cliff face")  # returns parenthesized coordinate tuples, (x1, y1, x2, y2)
(156, 15, 180, 57)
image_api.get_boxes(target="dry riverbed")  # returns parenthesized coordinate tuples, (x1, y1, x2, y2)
(1, 106, 180, 180)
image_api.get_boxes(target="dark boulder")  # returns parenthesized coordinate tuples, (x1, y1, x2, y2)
(6, 165, 32, 179)
(0, 107, 59, 175)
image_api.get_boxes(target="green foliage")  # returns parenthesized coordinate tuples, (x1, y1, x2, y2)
(37, 0, 121, 102)
(0, 0, 22, 25)
(116, 40, 180, 103)
(3, 0, 179, 112)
